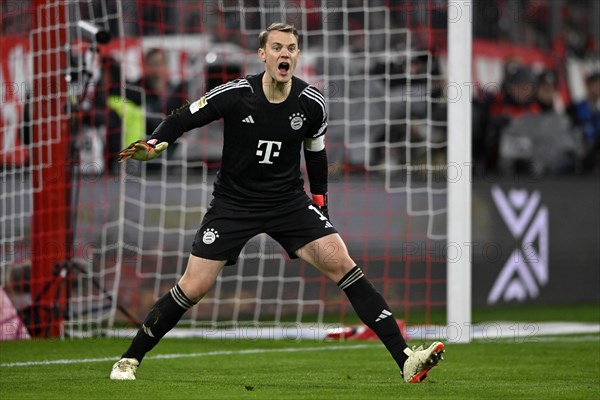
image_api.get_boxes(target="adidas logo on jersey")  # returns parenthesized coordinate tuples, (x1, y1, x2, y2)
(325, 221, 333, 228)
(242, 115, 255, 124)
(375, 309, 392, 322)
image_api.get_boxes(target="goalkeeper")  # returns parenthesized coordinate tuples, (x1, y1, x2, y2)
(111, 22, 444, 383)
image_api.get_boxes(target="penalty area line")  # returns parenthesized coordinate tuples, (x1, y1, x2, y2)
(0, 343, 380, 368)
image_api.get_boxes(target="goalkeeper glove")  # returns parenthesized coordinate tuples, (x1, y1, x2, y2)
(312, 193, 330, 220)
(118, 139, 168, 162)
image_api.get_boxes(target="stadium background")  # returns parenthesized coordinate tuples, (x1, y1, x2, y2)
(0, 0, 598, 340)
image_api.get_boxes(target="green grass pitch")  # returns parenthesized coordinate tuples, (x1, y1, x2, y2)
(1, 332, 598, 399)
(1, 304, 598, 399)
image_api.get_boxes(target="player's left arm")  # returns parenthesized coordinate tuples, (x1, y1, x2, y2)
(301, 84, 330, 218)
(304, 135, 329, 219)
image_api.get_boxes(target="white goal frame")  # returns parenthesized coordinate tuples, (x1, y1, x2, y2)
(446, 0, 472, 343)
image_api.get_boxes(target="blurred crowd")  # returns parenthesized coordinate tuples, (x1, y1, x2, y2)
(84, 0, 600, 176)
(469, 0, 600, 176)
(473, 59, 600, 176)
(2, 0, 599, 176)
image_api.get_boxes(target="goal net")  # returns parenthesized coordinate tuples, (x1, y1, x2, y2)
(1, 0, 470, 340)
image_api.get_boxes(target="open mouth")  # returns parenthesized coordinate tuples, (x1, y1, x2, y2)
(278, 62, 290, 74)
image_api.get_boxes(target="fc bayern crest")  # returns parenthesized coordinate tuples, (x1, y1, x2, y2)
(202, 228, 219, 244)
(289, 112, 306, 130)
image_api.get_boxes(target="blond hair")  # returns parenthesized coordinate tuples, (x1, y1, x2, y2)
(258, 22, 299, 49)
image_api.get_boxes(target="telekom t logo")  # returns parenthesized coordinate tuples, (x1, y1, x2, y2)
(256, 140, 282, 164)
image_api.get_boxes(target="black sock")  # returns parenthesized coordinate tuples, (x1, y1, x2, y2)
(338, 266, 408, 369)
(122, 284, 196, 363)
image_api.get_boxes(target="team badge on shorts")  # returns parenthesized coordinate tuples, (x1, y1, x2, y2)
(289, 112, 306, 130)
(202, 228, 220, 244)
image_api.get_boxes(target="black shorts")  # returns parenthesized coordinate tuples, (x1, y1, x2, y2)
(191, 203, 338, 265)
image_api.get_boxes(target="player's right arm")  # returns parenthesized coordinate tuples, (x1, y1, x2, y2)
(119, 79, 251, 162)
(301, 85, 329, 218)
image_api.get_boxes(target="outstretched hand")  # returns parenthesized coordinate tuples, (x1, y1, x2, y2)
(118, 140, 168, 162)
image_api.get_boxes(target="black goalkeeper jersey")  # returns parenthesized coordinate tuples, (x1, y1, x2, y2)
(166, 72, 327, 211)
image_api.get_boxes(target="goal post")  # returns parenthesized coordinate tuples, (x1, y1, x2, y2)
(446, 0, 473, 343)
(30, 0, 71, 338)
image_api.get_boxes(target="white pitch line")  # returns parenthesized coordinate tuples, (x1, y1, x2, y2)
(495, 334, 600, 343)
(2, 334, 598, 368)
(0, 343, 379, 368)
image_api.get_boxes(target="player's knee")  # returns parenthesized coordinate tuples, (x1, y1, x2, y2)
(177, 278, 204, 302)
(314, 253, 355, 282)
(177, 256, 226, 301)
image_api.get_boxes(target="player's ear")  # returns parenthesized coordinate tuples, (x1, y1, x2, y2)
(258, 47, 266, 62)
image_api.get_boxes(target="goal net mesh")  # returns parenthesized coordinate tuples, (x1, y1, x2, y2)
(1, 0, 448, 337)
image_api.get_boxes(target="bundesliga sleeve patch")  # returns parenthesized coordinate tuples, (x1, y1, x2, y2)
(189, 97, 207, 114)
